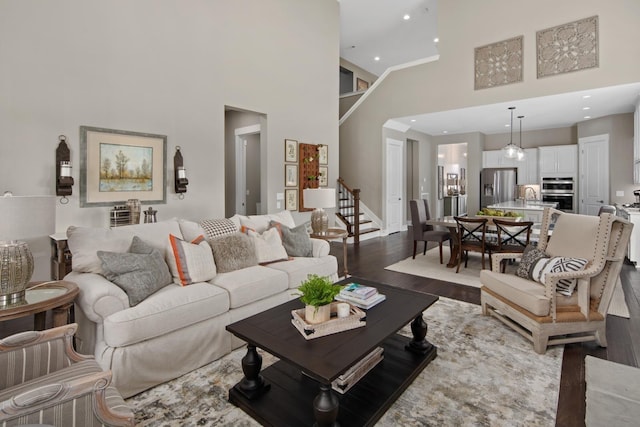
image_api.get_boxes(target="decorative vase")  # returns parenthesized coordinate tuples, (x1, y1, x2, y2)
(305, 304, 331, 324)
(0, 241, 33, 307)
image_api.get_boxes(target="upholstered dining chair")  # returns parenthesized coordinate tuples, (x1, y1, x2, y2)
(409, 199, 451, 264)
(597, 204, 616, 215)
(454, 216, 493, 272)
(0, 323, 134, 426)
(480, 207, 632, 354)
(491, 218, 534, 272)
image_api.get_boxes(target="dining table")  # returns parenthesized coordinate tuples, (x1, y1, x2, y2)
(426, 215, 538, 269)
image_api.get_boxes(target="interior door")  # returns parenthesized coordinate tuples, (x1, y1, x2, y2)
(386, 138, 404, 234)
(579, 134, 609, 215)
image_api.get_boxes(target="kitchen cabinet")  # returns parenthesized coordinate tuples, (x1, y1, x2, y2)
(538, 145, 577, 177)
(482, 150, 517, 168)
(618, 207, 640, 265)
(483, 149, 537, 185)
(443, 195, 467, 216)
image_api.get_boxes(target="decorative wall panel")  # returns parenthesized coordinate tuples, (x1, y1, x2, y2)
(474, 36, 523, 90)
(536, 16, 598, 78)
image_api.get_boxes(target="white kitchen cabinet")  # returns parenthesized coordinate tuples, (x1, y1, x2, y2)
(619, 207, 640, 266)
(516, 148, 539, 185)
(482, 150, 517, 168)
(538, 145, 577, 177)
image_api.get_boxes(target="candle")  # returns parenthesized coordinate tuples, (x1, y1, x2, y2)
(177, 167, 187, 179)
(60, 161, 72, 177)
(337, 303, 350, 318)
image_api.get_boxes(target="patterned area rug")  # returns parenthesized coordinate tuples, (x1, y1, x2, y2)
(127, 297, 563, 426)
(385, 247, 630, 318)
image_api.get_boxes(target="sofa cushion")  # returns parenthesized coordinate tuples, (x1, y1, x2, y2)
(167, 235, 217, 285)
(97, 237, 173, 306)
(244, 227, 289, 264)
(267, 256, 339, 289)
(200, 218, 238, 239)
(67, 220, 183, 274)
(516, 245, 588, 296)
(210, 265, 289, 309)
(269, 221, 313, 257)
(208, 232, 258, 273)
(237, 210, 296, 233)
(103, 282, 230, 347)
(481, 270, 550, 316)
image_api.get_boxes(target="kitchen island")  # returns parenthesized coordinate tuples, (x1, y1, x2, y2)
(487, 200, 557, 223)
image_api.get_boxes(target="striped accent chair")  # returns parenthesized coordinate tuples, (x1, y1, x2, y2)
(0, 324, 133, 426)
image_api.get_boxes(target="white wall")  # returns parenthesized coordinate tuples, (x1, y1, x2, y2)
(0, 0, 339, 232)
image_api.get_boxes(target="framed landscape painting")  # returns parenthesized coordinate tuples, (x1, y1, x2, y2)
(80, 126, 167, 207)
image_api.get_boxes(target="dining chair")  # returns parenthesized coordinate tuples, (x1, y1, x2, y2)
(454, 216, 492, 272)
(409, 199, 451, 264)
(597, 205, 616, 215)
(491, 218, 534, 272)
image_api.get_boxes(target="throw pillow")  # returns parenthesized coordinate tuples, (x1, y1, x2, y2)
(97, 236, 173, 306)
(516, 245, 548, 280)
(167, 235, 217, 286)
(530, 256, 589, 296)
(199, 218, 238, 240)
(208, 232, 258, 273)
(245, 227, 290, 264)
(269, 221, 313, 257)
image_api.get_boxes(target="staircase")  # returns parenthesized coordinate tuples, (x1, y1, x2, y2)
(336, 177, 380, 244)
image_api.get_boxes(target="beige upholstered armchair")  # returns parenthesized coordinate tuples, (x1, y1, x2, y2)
(0, 324, 134, 426)
(480, 208, 632, 354)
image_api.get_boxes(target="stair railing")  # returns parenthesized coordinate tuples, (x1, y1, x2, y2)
(337, 177, 361, 244)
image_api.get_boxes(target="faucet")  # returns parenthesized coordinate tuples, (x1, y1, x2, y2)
(524, 186, 537, 201)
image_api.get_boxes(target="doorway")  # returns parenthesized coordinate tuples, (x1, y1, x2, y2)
(235, 125, 261, 215)
(579, 134, 610, 215)
(386, 138, 404, 234)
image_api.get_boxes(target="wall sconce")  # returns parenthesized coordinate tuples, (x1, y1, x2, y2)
(56, 135, 74, 204)
(174, 146, 188, 198)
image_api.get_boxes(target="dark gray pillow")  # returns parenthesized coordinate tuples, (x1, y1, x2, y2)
(208, 232, 258, 273)
(515, 244, 548, 280)
(97, 236, 173, 306)
(269, 221, 313, 257)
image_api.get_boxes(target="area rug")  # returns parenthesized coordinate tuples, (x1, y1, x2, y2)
(385, 247, 631, 318)
(127, 297, 563, 426)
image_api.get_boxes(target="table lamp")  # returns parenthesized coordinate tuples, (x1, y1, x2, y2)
(303, 188, 336, 235)
(0, 193, 56, 306)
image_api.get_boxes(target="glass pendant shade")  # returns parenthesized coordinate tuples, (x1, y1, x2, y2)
(516, 115, 526, 162)
(503, 107, 518, 159)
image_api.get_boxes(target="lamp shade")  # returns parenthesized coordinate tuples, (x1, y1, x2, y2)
(303, 188, 335, 209)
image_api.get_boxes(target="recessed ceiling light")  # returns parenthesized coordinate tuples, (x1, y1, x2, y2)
(442, 130, 448, 134)
(374, 56, 380, 61)
(410, 119, 416, 122)
(433, 37, 439, 43)
(584, 115, 591, 119)
(438, 154, 445, 158)
(583, 106, 591, 110)
(403, 14, 410, 20)
(583, 95, 591, 99)
(505, 124, 511, 128)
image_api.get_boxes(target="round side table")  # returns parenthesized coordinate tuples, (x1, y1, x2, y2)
(0, 281, 79, 331)
(311, 228, 349, 277)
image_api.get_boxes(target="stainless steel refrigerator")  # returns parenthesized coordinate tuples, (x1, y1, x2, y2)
(480, 168, 517, 208)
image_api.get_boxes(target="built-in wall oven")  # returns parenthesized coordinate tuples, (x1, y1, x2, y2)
(541, 177, 575, 212)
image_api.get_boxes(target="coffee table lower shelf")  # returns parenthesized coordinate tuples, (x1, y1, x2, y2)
(229, 333, 437, 427)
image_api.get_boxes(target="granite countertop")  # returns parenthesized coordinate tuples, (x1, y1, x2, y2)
(487, 200, 558, 211)
(618, 205, 640, 214)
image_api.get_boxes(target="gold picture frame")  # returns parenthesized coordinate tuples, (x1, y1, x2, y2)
(80, 126, 167, 207)
(285, 139, 298, 162)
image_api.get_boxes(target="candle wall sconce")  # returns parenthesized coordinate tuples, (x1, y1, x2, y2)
(56, 135, 74, 204)
(174, 146, 188, 198)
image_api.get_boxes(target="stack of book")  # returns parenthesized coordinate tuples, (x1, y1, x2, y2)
(335, 283, 385, 309)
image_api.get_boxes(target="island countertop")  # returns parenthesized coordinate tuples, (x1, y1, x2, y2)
(487, 200, 558, 211)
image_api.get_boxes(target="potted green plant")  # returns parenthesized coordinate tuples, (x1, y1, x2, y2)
(296, 274, 342, 324)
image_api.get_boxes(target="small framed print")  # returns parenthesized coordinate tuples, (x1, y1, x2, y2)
(285, 139, 298, 162)
(318, 144, 328, 165)
(356, 78, 369, 91)
(285, 189, 298, 210)
(318, 166, 328, 187)
(285, 164, 298, 187)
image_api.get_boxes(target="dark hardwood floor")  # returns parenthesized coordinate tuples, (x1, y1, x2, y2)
(328, 230, 640, 427)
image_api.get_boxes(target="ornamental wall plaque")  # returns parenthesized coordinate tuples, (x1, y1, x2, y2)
(474, 36, 523, 90)
(536, 16, 598, 78)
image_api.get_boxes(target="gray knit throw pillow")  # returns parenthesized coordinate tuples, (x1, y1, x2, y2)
(208, 232, 258, 273)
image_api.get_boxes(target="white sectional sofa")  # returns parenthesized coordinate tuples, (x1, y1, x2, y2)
(65, 211, 338, 398)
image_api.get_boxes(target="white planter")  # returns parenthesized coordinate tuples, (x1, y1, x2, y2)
(305, 304, 331, 324)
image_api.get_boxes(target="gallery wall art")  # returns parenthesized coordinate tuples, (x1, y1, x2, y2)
(474, 36, 523, 90)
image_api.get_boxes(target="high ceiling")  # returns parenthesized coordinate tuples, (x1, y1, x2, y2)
(339, 0, 640, 136)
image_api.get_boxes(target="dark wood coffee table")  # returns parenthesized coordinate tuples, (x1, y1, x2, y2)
(226, 277, 438, 426)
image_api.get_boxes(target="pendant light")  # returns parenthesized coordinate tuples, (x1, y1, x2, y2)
(502, 107, 518, 159)
(516, 115, 525, 162)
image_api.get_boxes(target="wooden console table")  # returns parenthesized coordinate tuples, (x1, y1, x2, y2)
(311, 228, 349, 277)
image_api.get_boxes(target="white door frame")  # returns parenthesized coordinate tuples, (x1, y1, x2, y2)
(578, 133, 609, 215)
(235, 124, 261, 215)
(385, 138, 405, 234)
